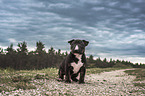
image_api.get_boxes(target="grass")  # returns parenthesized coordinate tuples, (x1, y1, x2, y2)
(0, 68, 58, 92)
(0, 74, 36, 92)
(87, 68, 122, 75)
(125, 68, 145, 81)
(125, 68, 145, 93)
(0, 67, 123, 93)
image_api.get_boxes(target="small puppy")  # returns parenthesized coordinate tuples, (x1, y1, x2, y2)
(58, 39, 89, 83)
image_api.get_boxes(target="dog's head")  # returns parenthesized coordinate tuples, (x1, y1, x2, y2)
(68, 39, 89, 54)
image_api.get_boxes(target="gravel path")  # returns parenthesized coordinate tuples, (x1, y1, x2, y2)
(1, 69, 145, 96)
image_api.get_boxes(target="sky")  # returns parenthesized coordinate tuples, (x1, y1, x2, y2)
(0, 0, 145, 63)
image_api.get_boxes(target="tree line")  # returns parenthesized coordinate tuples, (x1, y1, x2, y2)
(0, 41, 67, 70)
(87, 55, 145, 68)
(0, 41, 145, 70)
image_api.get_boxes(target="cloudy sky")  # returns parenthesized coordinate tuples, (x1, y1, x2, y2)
(0, 0, 145, 63)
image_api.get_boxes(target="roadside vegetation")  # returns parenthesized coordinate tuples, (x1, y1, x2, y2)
(125, 68, 145, 94)
(125, 68, 145, 81)
(86, 68, 122, 75)
(0, 68, 58, 92)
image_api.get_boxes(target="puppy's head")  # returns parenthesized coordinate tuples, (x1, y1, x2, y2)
(68, 39, 89, 54)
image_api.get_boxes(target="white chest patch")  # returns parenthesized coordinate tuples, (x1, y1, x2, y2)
(71, 54, 84, 74)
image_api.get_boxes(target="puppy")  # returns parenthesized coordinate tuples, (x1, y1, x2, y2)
(58, 39, 89, 83)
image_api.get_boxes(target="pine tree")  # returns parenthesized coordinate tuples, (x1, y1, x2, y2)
(48, 47, 55, 55)
(0, 48, 3, 54)
(36, 41, 45, 54)
(103, 58, 107, 63)
(7, 43, 16, 54)
(17, 41, 28, 69)
(17, 41, 28, 54)
(56, 49, 61, 56)
(88, 55, 94, 63)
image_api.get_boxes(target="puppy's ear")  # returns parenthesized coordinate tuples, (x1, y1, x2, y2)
(83, 40, 89, 46)
(68, 39, 75, 45)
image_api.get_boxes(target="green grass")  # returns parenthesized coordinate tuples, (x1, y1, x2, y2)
(0, 74, 36, 92)
(0, 68, 58, 92)
(125, 68, 145, 91)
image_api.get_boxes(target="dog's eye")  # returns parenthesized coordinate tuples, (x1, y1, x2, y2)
(80, 46, 84, 49)
(72, 43, 75, 45)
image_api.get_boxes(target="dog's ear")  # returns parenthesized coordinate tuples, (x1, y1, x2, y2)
(83, 40, 89, 46)
(68, 39, 75, 45)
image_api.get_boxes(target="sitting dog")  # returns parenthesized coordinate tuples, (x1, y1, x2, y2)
(58, 39, 89, 83)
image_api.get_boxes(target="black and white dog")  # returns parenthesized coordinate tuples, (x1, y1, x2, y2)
(58, 39, 89, 83)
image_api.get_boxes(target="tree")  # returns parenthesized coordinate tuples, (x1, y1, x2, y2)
(0, 48, 6, 68)
(7, 43, 16, 54)
(116, 59, 121, 63)
(48, 47, 55, 55)
(5, 44, 17, 69)
(103, 58, 107, 63)
(89, 55, 94, 61)
(65, 51, 68, 56)
(17, 41, 28, 69)
(88, 55, 95, 64)
(35, 41, 46, 69)
(36, 41, 45, 54)
(96, 57, 102, 67)
(56, 49, 61, 56)
(0, 48, 5, 54)
(109, 58, 115, 67)
(17, 41, 28, 54)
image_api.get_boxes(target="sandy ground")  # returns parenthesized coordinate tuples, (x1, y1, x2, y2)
(1, 69, 145, 96)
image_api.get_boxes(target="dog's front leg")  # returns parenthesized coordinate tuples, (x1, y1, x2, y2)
(65, 65, 71, 83)
(79, 66, 86, 84)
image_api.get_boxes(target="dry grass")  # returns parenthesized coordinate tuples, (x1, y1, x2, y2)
(125, 68, 145, 94)
(0, 68, 58, 92)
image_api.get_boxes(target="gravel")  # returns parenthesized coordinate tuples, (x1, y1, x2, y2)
(1, 69, 145, 96)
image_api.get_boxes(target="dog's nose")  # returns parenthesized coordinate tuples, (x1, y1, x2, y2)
(75, 45, 79, 50)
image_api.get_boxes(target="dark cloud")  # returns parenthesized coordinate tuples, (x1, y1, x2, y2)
(0, 0, 145, 63)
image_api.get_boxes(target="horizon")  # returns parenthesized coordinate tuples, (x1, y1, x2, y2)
(0, 41, 144, 64)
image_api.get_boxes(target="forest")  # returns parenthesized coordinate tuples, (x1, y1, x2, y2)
(0, 41, 145, 70)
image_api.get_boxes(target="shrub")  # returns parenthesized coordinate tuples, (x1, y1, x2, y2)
(15, 82, 36, 90)
(113, 63, 132, 68)
(11, 75, 31, 82)
(35, 74, 49, 80)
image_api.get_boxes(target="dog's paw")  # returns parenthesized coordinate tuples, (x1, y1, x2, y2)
(57, 78, 63, 82)
(65, 80, 71, 83)
(72, 78, 79, 82)
(79, 81, 85, 84)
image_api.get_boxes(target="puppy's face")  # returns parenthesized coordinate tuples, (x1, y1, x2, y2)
(68, 39, 89, 54)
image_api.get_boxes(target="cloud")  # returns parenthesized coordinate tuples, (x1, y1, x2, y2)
(8, 38, 17, 43)
(0, 0, 145, 63)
